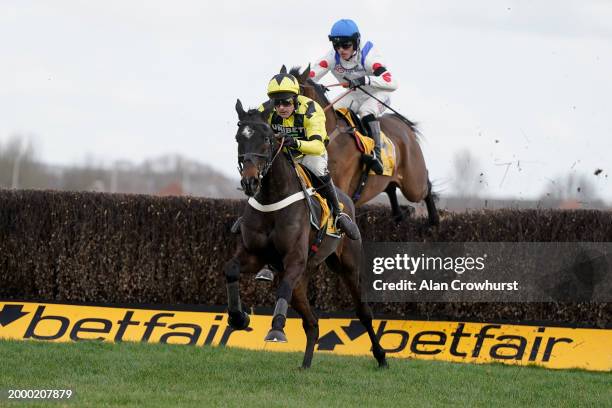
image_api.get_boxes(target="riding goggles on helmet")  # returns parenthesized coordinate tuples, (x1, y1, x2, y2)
(332, 40, 354, 50)
(273, 98, 294, 107)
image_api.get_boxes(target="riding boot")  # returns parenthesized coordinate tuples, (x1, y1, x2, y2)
(317, 174, 361, 240)
(363, 115, 384, 175)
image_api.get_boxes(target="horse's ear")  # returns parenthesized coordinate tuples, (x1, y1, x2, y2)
(280, 65, 287, 74)
(300, 64, 311, 82)
(235, 99, 246, 119)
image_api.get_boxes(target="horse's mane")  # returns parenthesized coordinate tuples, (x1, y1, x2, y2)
(246, 108, 262, 116)
(289, 66, 331, 105)
(388, 113, 421, 138)
(289, 66, 301, 77)
(243, 106, 273, 122)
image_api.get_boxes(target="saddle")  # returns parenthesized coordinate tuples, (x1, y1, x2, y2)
(334, 108, 396, 176)
(294, 164, 342, 238)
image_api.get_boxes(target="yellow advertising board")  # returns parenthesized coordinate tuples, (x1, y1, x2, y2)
(0, 302, 610, 372)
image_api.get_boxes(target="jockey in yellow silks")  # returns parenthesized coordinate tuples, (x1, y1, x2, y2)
(258, 72, 359, 240)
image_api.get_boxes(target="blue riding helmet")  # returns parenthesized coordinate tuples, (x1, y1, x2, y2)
(328, 19, 360, 48)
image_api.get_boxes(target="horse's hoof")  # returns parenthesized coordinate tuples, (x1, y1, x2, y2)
(230, 216, 243, 234)
(378, 359, 389, 369)
(264, 329, 287, 343)
(254, 267, 275, 282)
(228, 311, 250, 330)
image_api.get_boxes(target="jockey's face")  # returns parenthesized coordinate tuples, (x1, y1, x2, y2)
(334, 41, 354, 61)
(273, 98, 295, 119)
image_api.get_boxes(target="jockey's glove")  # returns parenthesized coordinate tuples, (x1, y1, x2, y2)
(344, 75, 369, 89)
(282, 135, 299, 149)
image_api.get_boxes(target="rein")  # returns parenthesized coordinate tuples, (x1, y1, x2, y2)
(299, 82, 353, 113)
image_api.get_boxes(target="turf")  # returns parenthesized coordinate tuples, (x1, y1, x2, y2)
(0, 340, 610, 407)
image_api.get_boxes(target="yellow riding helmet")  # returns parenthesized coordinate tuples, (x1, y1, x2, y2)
(267, 73, 300, 99)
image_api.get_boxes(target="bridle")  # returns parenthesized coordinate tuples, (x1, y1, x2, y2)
(236, 120, 285, 183)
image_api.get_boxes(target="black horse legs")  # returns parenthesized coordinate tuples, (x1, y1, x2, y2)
(264, 280, 292, 342)
(291, 278, 319, 368)
(265, 257, 306, 343)
(225, 252, 266, 330)
(224, 257, 250, 330)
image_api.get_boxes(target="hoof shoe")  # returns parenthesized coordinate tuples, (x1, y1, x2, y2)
(264, 329, 287, 343)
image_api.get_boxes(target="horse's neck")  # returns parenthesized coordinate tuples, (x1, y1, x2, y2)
(257, 154, 302, 205)
(323, 105, 337, 134)
(313, 94, 337, 133)
(306, 87, 337, 133)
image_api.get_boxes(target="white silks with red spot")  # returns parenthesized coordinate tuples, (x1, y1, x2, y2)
(308, 40, 398, 92)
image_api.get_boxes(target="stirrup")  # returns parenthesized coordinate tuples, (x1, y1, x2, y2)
(371, 159, 384, 175)
(255, 266, 275, 282)
(370, 150, 384, 175)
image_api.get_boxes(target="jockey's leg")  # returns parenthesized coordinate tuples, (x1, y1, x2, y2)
(359, 92, 390, 175)
(300, 155, 360, 240)
(300, 153, 361, 240)
(333, 90, 358, 111)
(317, 174, 360, 240)
(362, 114, 383, 175)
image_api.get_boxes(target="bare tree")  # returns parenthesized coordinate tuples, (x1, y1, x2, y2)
(543, 173, 599, 202)
(451, 149, 487, 198)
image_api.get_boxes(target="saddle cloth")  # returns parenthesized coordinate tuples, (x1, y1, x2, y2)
(335, 108, 396, 176)
(294, 164, 342, 237)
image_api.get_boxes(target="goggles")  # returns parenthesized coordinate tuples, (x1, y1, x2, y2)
(273, 98, 294, 107)
(333, 41, 354, 50)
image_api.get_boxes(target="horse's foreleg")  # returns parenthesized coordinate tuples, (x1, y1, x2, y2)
(425, 179, 440, 226)
(333, 240, 388, 368)
(264, 256, 306, 343)
(291, 277, 319, 368)
(224, 251, 264, 330)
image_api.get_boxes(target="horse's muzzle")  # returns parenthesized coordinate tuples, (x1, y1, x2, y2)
(241, 176, 260, 197)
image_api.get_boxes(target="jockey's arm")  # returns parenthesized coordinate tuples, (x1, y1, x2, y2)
(298, 100, 327, 155)
(363, 48, 398, 91)
(308, 50, 335, 82)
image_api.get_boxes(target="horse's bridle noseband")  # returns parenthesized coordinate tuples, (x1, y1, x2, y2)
(236, 120, 284, 182)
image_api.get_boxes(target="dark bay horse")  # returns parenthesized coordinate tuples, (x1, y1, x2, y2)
(225, 100, 387, 368)
(291, 67, 439, 225)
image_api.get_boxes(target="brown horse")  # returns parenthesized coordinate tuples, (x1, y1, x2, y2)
(291, 67, 439, 225)
(225, 100, 387, 368)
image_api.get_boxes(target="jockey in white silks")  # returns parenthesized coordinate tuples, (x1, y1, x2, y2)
(308, 18, 398, 175)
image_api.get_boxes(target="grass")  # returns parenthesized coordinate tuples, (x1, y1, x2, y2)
(0, 339, 610, 407)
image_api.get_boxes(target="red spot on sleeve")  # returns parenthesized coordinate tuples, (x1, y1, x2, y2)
(319, 60, 328, 68)
(309, 70, 315, 78)
(372, 62, 382, 71)
(382, 72, 392, 82)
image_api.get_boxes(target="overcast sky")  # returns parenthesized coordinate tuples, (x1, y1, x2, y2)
(1, 1, 611, 202)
